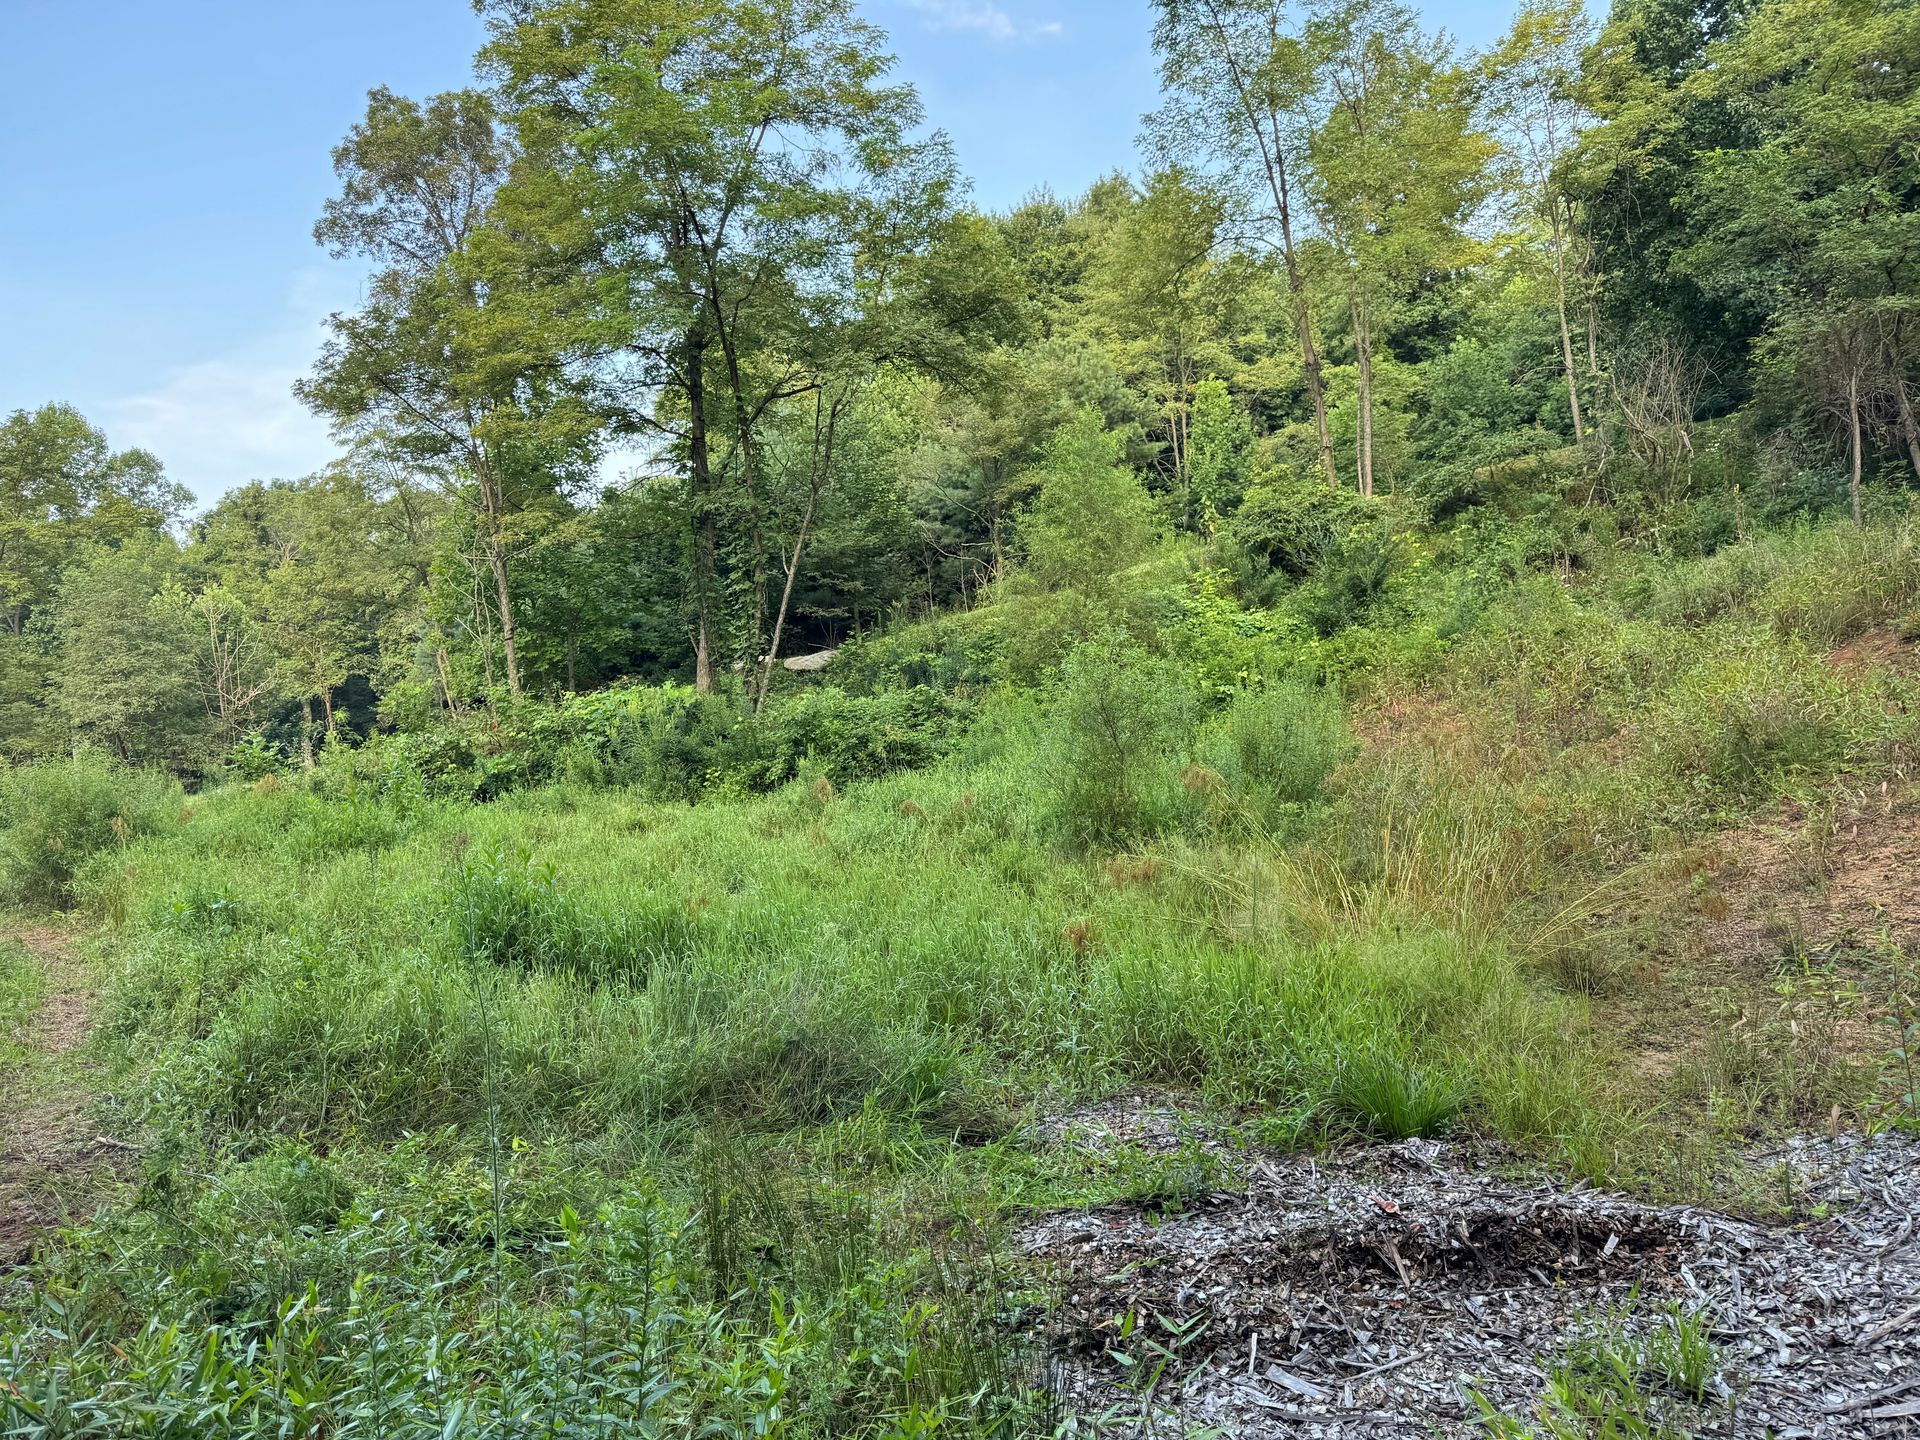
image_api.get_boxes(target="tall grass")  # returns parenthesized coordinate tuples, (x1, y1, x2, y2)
(12, 514, 1920, 1432)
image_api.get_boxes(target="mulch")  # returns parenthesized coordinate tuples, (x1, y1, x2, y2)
(1021, 1099, 1920, 1437)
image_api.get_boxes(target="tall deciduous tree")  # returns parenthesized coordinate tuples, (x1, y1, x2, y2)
(1087, 168, 1250, 518)
(481, 0, 957, 692)
(1149, 0, 1339, 488)
(1487, 0, 1597, 445)
(1305, 0, 1491, 497)
(299, 87, 597, 697)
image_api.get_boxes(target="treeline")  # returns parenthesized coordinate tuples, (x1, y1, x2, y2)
(2, 0, 1914, 775)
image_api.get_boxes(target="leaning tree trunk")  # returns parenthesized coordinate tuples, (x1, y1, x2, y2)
(1895, 381, 1920, 482)
(757, 398, 840, 712)
(1350, 284, 1376, 498)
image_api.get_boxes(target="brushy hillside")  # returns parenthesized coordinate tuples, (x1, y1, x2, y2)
(3, 513, 1918, 1435)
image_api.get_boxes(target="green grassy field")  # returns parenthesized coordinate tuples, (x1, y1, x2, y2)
(2, 517, 1918, 1435)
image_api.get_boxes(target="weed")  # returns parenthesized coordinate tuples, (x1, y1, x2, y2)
(1476, 1302, 1727, 1438)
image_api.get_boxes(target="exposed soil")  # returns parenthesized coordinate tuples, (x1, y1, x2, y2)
(0, 925, 125, 1264)
(1593, 784, 1920, 1106)
(1023, 1099, 1920, 1437)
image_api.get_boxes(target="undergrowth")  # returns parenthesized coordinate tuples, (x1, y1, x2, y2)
(3, 515, 1918, 1432)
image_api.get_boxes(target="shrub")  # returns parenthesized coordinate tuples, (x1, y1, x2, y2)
(1199, 679, 1353, 837)
(742, 686, 971, 790)
(1041, 639, 1195, 849)
(1222, 478, 1375, 600)
(0, 751, 180, 907)
(565, 683, 744, 799)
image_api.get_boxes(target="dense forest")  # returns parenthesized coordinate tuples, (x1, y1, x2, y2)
(4, 0, 1920, 1434)
(3, 0, 1911, 771)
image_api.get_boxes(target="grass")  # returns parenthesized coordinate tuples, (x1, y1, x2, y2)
(4, 513, 1920, 1432)
(0, 930, 44, 1066)
(1477, 1302, 1727, 1438)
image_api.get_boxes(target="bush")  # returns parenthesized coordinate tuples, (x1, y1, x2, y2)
(0, 751, 180, 907)
(1198, 680, 1353, 836)
(1222, 478, 1376, 600)
(741, 686, 971, 790)
(1041, 640, 1195, 849)
(563, 683, 743, 799)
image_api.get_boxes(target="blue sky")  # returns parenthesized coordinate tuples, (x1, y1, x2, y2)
(1, 0, 1522, 502)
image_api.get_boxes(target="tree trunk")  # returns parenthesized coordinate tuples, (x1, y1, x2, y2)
(1350, 284, 1375, 498)
(757, 398, 839, 712)
(1895, 380, 1920, 482)
(1848, 367, 1865, 526)
(485, 535, 521, 698)
(1273, 156, 1338, 490)
(434, 645, 459, 716)
(686, 327, 718, 694)
(301, 695, 315, 769)
(1550, 203, 1587, 445)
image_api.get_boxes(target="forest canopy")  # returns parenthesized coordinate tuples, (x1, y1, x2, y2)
(3, 0, 1917, 775)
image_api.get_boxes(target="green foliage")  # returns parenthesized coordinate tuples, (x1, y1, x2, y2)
(1197, 679, 1353, 837)
(441, 845, 669, 984)
(0, 935, 42, 1065)
(1018, 409, 1162, 597)
(0, 751, 180, 907)
(555, 683, 743, 799)
(1223, 479, 1377, 600)
(742, 687, 972, 790)
(1042, 639, 1196, 849)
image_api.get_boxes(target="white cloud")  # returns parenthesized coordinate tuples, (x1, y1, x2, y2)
(102, 268, 356, 503)
(902, 0, 1063, 42)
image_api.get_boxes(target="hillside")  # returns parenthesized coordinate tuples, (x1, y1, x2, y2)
(6, 0, 1920, 1433)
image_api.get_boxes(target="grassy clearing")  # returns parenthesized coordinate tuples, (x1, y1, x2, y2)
(2, 517, 1918, 1433)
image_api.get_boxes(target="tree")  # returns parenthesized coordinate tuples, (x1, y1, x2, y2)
(1565, 0, 1764, 397)
(1189, 376, 1258, 520)
(1672, 0, 1920, 507)
(39, 540, 207, 769)
(0, 404, 186, 638)
(1487, 0, 1598, 445)
(1018, 409, 1161, 597)
(198, 471, 419, 762)
(1149, 0, 1339, 488)
(299, 87, 597, 698)
(1087, 168, 1250, 518)
(481, 0, 959, 692)
(1305, 0, 1492, 496)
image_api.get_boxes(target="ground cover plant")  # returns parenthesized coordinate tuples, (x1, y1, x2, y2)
(7, 0, 1920, 1430)
(5, 505, 1920, 1432)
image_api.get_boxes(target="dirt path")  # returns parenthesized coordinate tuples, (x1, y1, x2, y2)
(0, 923, 124, 1264)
